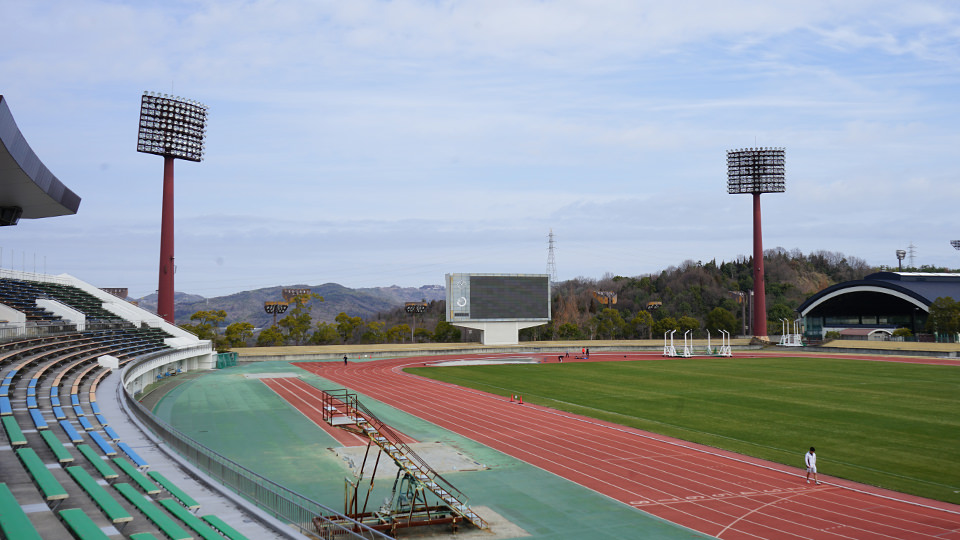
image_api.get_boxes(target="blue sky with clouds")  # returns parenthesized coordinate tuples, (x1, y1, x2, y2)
(3, 1, 960, 297)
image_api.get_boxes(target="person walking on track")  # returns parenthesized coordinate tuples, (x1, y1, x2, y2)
(805, 447, 820, 485)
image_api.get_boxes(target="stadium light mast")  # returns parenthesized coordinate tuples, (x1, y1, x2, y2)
(137, 92, 208, 324)
(727, 147, 785, 339)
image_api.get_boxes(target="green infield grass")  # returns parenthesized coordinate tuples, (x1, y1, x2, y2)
(406, 356, 960, 504)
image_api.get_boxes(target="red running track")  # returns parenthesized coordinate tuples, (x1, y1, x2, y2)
(295, 353, 960, 540)
(261, 376, 417, 447)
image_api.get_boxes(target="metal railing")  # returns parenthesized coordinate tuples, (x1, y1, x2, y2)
(121, 370, 393, 540)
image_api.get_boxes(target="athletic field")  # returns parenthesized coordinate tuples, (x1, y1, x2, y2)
(407, 354, 960, 505)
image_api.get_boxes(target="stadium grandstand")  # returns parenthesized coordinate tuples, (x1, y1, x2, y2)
(0, 95, 390, 539)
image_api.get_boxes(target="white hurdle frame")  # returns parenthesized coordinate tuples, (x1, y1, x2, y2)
(663, 329, 677, 357)
(682, 330, 693, 357)
(718, 330, 733, 356)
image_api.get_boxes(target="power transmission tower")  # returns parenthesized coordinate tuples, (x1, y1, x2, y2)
(546, 229, 558, 283)
(908, 242, 917, 268)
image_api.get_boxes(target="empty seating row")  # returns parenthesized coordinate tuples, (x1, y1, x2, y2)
(0, 305, 256, 540)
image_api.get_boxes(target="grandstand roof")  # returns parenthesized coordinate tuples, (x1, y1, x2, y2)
(0, 95, 81, 221)
(798, 272, 960, 317)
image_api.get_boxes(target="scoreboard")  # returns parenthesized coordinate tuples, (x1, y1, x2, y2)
(445, 273, 550, 322)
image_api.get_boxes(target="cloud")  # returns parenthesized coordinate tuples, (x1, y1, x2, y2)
(4, 1, 960, 297)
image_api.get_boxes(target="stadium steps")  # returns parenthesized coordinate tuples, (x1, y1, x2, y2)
(319, 389, 488, 531)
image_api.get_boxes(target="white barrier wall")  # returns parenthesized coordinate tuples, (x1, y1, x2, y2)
(36, 298, 86, 330)
(0, 303, 25, 325)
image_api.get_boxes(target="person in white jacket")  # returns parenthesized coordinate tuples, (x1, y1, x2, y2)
(805, 447, 820, 485)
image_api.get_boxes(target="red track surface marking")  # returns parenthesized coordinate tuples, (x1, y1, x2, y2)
(295, 354, 960, 540)
(262, 377, 418, 447)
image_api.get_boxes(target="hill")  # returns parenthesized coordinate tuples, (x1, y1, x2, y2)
(135, 283, 445, 327)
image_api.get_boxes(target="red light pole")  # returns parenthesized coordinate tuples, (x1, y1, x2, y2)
(137, 92, 208, 324)
(727, 148, 785, 339)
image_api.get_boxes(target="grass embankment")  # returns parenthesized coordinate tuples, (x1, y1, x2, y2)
(407, 357, 960, 504)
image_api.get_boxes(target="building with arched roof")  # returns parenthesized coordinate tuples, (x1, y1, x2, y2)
(797, 272, 960, 340)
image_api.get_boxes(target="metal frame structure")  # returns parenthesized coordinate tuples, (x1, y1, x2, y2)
(317, 389, 487, 536)
(137, 91, 208, 324)
(727, 147, 785, 338)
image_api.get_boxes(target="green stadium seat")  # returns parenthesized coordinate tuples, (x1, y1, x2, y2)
(201, 514, 251, 540)
(65, 466, 132, 524)
(159, 499, 224, 540)
(40, 429, 74, 464)
(0, 482, 43, 540)
(113, 483, 192, 540)
(58, 507, 112, 540)
(112, 456, 160, 495)
(2, 415, 27, 446)
(147, 471, 200, 511)
(76, 444, 119, 480)
(16, 447, 69, 502)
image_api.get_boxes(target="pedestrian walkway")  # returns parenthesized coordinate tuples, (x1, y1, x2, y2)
(98, 369, 296, 540)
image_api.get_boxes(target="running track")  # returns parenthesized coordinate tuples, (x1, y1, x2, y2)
(294, 353, 960, 540)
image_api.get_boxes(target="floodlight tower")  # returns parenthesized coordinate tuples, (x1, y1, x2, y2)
(727, 148, 785, 339)
(951, 240, 960, 252)
(137, 92, 209, 324)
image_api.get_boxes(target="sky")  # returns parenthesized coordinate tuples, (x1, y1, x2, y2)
(3, 1, 960, 298)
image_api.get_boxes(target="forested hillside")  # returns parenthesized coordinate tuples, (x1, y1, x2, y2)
(198, 248, 953, 348)
(365, 248, 877, 343)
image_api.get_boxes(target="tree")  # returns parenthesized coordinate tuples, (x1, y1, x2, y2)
(925, 297, 960, 335)
(704, 307, 737, 335)
(311, 322, 339, 345)
(892, 327, 913, 339)
(557, 322, 582, 340)
(278, 292, 323, 345)
(224, 322, 254, 348)
(652, 317, 679, 336)
(677, 316, 699, 334)
(360, 321, 385, 344)
(767, 303, 795, 329)
(433, 319, 461, 343)
(591, 308, 627, 339)
(385, 324, 410, 343)
(256, 325, 286, 346)
(180, 309, 226, 341)
(630, 311, 654, 339)
(413, 327, 431, 343)
(335, 312, 363, 343)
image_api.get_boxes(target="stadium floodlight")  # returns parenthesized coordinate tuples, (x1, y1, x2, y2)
(592, 291, 617, 306)
(405, 302, 428, 341)
(727, 147, 785, 339)
(282, 288, 312, 303)
(951, 240, 960, 250)
(137, 91, 209, 323)
(264, 301, 289, 326)
(726, 148, 785, 194)
(137, 93, 208, 162)
(896, 249, 906, 271)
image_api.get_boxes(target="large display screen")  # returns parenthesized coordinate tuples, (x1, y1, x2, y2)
(446, 273, 550, 322)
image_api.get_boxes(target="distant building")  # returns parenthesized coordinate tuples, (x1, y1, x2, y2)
(797, 272, 960, 340)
